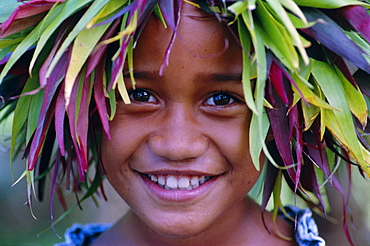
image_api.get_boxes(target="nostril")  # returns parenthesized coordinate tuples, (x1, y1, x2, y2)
(148, 133, 208, 161)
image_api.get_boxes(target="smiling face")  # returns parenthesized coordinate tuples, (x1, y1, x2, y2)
(101, 3, 260, 241)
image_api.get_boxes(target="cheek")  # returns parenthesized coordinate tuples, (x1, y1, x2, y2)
(101, 117, 142, 165)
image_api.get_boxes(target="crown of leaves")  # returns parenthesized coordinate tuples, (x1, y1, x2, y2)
(0, 0, 369, 243)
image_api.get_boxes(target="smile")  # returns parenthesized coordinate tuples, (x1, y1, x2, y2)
(146, 174, 213, 190)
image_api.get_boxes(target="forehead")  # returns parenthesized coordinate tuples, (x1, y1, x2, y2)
(133, 3, 242, 74)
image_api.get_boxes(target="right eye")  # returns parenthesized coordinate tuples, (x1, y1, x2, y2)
(129, 89, 157, 103)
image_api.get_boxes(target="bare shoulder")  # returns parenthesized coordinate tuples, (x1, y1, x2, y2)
(242, 199, 297, 246)
(90, 214, 132, 246)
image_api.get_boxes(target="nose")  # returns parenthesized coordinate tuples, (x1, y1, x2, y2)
(148, 104, 208, 161)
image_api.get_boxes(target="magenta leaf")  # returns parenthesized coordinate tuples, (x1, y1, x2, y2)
(0, 0, 64, 37)
(337, 6, 370, 43)
(55, 86, 66, 156)
(27, 51, 68, 170)
(66, 73, 88, 181)
(266, 83, 296, 181)
(93, 60, 110, 139)
(269, 61, 289, 105)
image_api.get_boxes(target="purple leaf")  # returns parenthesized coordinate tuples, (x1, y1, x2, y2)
(261, 142, 280, 232)
(266, 83, 296, 181)
(159, 0, 180, 30)
(55, 86, 66, 156)
(290, 105, 303, 193)
(158, 0, 182, 75)
(300, 7, 370, 73)
(0, 0, 63, 37)
(75, 75, 91, 174)
(0, 14, 46, 39)
(66, 76, 90, 181)
(269, 61, 289, 105)
(27, 52, 68, 170)
(93, 60, 110, 139)
(337, 6, 370, 43)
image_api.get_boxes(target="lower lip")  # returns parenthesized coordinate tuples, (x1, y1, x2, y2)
(140, 174, 218, 202)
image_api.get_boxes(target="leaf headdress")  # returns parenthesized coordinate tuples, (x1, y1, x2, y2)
(0, 0, 369, 243)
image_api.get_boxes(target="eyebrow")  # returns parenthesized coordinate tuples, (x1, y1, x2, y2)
(201, 73, 242, 83)
(123, 70, 242, 83)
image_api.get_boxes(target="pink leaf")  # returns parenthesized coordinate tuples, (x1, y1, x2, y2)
(0, 0, 64, 35)
(338, 6, 370, 43)
(93, 60, 110, 139)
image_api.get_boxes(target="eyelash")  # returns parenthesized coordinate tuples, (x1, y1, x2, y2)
(128, 89, 241, 107)
(204, 91, 239, 107)
(128, 89, 157, 103)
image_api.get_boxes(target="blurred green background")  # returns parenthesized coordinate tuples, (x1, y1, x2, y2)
(0, 113, 128, 246)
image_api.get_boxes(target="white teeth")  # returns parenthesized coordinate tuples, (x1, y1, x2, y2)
(178, 177, 190, 189)
(157, 176, 166, 186)
(147, 174, 211, 190)
(150, 175, 158, 182)
(190, 176, 199, 186)
(199, 176, 205, 184)
(166, 175, 178, 189)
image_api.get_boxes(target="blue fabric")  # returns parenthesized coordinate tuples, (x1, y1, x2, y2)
(55, 206, 325, 246)
(279, 206, 325, 246)
(54, 223, 111, 246)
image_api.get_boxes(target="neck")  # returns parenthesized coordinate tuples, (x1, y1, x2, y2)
(105, 197, 294, 246)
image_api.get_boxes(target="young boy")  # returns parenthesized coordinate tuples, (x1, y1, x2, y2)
(95, 3, 294, 245)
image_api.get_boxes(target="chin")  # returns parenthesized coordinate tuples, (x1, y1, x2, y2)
(144, 215, 210, 239)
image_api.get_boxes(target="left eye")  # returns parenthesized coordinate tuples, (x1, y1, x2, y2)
(205, 93, 236, 106)
(129, 89, 157, 103)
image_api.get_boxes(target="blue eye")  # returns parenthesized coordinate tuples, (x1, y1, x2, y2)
(129, 89, 156, 103)
(205, 93, 235, 106)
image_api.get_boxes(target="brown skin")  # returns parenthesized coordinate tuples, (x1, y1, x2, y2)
(95, 2, 295, 246)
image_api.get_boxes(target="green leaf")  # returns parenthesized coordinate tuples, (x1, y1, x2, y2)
(108, 87, 116, 120)
(255, 0, 299, 69)
(291, 71, 337, 110)
(117, 72, 130, 104)
(293, 0, 369, 8)
(65, 22, 111, 107)
(0, 1, 22, 23)
(0, 37, 24, 49)
(238, 17, 257, 114)
(10, 77, 39, 160)
(48, 0, 114, 107)
(335, 67, 368, 127)
(280, 0, 307, 24)
(87, 0, 129, 28)
(26, 88, 44, 143)
(301, 100, 319, 130)
(30, 0, 94, 74)
(264, 0, 309, 64)
(0, 4, 64, 84)
(249, 110, 270, 171)
(312, 60, 370, 176)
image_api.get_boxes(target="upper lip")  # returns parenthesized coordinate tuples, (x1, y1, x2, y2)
(134, 169, 224, 177)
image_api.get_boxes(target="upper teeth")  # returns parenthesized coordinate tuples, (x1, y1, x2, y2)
(147, 174, 210, 190)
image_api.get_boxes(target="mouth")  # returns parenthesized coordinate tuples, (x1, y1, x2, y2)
(142, 173, 214, 191)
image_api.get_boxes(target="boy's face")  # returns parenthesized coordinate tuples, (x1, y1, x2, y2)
(102, 4, 260, 239)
